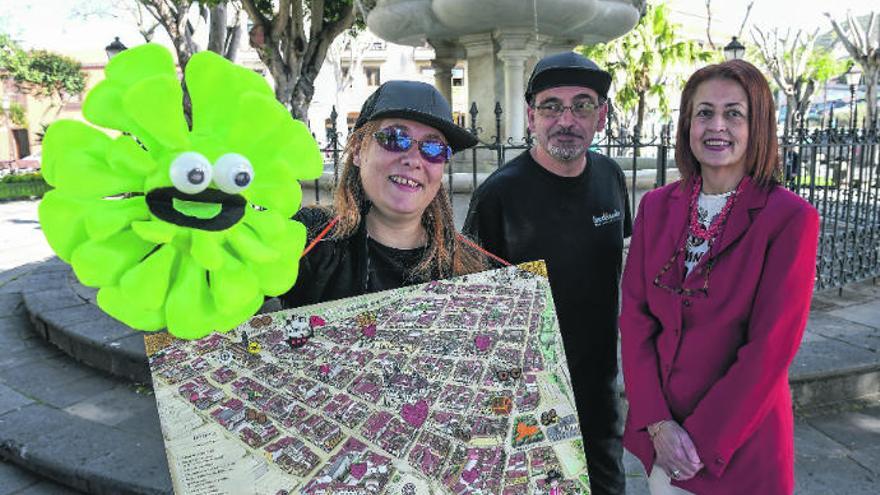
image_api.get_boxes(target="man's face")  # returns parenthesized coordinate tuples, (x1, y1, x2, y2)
(527, 85, 607, 163)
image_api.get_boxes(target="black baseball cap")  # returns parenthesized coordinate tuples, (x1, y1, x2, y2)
(525, 51, 612, 103)
(353, 80, 478, 153)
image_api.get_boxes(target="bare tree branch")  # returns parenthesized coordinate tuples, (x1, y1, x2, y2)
(736, 1, 755, 38)
(825, 11, 879, 127)
(705, 0, 715, 50)
(238, 0, 361, 119)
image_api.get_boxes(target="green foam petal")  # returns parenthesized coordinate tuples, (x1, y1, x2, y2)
(132, 220, 179, 245)
(52, 151, 144, 198)
(105, 44, 177, 87)
(123, 75, 189, 151)
(97, 286, 166, 331)
(164, 255, 216, 339)
(242, 209, 286, 243)
(212, 294, 263, 333)
(227, 224, 280, 263)
(245, 162, 302, 217)
(41, 120, 111, 187)
(271, 119, 324, 180)
(186, 50, 273, 139)
(190, 230, 226, 271)
(38, 190, 91, 262)
(82, 83, 131, 136)
(106, 135, 158, 175)
(84, 197, 150, 241)
(119, 244, 178, 312)
(83, 44, 176, 138)
(70, 229, 155, 287)
(247, 220, 306, 296)
(209, 255, 260, 315)
(224, 93, 290, 153)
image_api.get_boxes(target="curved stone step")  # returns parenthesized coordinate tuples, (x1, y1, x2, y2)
(20, 258, 151, 384)
(0, 291, 172, 495)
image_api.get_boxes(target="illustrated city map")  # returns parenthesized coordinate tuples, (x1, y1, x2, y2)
(145, 262, 590, 494)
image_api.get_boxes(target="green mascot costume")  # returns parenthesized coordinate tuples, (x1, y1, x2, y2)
(38, 44, 322, 339)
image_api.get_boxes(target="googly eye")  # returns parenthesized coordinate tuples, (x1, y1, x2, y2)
(169, 151, 212, 194)
(213, 153, 254, 194)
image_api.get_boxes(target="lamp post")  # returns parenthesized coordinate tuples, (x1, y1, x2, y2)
(105, 37, 127, 60)
(844, 64, 862, 128)
(723, 36, 746, 61)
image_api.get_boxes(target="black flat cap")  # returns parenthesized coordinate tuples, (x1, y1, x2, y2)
(353, 80, 478, 153)
(525, 52, 612, 103)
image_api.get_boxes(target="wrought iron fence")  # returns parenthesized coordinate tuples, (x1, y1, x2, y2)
(312, 102, 880, 291)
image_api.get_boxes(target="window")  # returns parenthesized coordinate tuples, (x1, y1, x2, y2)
(452, 67, 464, 87)
(364, 67, 381, 86)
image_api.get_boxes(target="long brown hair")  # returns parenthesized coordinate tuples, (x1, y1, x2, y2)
(330, 119, 487, 278)
(675, 60, 780, 186)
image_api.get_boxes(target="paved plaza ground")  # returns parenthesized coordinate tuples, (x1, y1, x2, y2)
(0, 199, 878, 494)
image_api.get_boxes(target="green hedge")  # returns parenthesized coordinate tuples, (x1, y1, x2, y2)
(1, 171, 43, 183)
(0, 178, 51, 200)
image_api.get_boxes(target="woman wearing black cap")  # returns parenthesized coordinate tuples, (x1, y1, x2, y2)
(280, 80, 487, 308)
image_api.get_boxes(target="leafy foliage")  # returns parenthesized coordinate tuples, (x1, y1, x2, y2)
(1, 100, 27, 127)
(0, 33, 86, 101)
(579, 4, 714, 132)
(1, 171, 43, 183)
(751, 26, 849, 132)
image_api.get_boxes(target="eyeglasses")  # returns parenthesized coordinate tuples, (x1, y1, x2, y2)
(652, 246, 714, 297)
(532, 98, 605, 119)
(373, 126, 452, 164)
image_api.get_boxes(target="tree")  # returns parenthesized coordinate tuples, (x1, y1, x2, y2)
(136, 0, 242, 67)
(825, 11, 879, 128)
(71, 0, 242, 64)
(579, 3, 714, 137)
(71, 0, 160, 42)
(751, 27, 848, 133)
(0, 34, 87, 120)
(239, 0, 364, 120)
(704, 0, 754, 50)
(325, 31, 367, 125)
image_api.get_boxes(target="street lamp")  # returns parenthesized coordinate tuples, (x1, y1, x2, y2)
(723, 37, 745, 61)
(844, 64, 862, 127)
(105, 37, 127, 60)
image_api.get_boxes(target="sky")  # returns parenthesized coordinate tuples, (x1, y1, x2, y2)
(1, 0, 877, 63)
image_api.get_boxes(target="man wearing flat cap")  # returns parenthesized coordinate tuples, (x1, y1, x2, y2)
(464, 52, 631, 494)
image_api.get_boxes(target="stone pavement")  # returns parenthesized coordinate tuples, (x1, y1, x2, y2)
(1, 199, 879, 494)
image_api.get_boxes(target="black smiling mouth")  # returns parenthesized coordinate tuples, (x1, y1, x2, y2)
(146, 187, 246, 231)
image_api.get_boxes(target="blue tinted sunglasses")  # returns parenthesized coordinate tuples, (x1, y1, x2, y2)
(373, 126, 452, 164)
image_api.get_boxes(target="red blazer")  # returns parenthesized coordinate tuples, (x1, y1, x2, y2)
(620, 176, 819, 494)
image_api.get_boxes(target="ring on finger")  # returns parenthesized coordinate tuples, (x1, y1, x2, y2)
(671, 469, 682, 479)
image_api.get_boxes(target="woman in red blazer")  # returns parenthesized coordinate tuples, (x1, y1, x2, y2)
(620, 60, 819, 494)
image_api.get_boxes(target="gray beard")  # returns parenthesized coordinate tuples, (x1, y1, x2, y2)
(547, 143, 587, 162)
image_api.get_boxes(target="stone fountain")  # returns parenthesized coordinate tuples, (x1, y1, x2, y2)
(366, 0, 644, 142)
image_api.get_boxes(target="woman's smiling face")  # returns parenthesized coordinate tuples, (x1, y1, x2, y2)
(689, 78, 750, 177)
(355, 118, 447, 222)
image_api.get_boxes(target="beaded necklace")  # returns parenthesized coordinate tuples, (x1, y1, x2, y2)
(688, 176, 744, 241)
